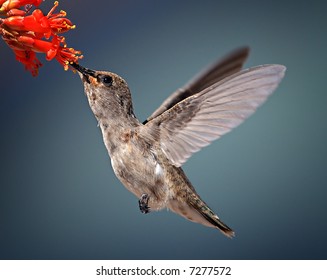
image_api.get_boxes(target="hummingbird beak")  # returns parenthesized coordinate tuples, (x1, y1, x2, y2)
(70, 62, 96, 84)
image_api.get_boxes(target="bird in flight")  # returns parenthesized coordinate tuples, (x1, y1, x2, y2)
(71, 47, 286, 237)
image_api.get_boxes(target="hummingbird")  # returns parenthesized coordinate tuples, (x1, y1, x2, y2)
(71, 47, 286, 237)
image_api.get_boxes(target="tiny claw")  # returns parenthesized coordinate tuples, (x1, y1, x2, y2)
(138, 194, 150, 214)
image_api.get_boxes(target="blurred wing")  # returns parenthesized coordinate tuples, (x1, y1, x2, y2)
(144, 46, 250, 124)
(142, 64, 286, 167)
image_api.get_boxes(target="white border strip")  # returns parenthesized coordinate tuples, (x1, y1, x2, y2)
(0, 260, 326, 280)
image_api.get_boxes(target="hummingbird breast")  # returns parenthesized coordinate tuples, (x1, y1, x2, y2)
(108, 134, 170, 211)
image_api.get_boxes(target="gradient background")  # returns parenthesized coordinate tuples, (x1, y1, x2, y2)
(1, 0, 326, 259)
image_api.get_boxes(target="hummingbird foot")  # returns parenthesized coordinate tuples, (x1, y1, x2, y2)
(139, 193, 150, 214)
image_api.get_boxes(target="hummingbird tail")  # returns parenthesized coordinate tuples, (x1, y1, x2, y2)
(198, 207, 235, 238)
(168, 194, 235, 238)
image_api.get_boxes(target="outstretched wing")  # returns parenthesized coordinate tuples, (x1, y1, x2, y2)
(144, 47, 250, 124)
(141, 65, 286, 167)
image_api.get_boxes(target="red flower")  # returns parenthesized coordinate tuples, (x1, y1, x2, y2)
(2, 2, 76, 38)
(0, 0, 82, 76)
(17, 34, 82, 69)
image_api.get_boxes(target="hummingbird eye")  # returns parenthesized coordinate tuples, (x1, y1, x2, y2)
(98, 74, 113, 87)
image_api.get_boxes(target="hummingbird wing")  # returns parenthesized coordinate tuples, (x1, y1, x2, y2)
(141, 64, 286, 167)
(143, 47, 250, 124)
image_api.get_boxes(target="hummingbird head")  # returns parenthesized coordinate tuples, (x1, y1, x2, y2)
(71, 63, 135, 122)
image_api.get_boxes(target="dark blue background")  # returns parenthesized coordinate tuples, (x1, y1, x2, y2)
(1, 0, 326, 259)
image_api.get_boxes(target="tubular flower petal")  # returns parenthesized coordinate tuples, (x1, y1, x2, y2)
(14, 49, 42, 76)
(6, 8, 26, 16)
(1, 0, 82, 76)
(17, 35, 54, 53)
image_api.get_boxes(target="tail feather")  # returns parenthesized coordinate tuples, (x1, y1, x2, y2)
(168, 194, 235, 238)
(197, 206, 235, 238)
(188, 195, 235, 238)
